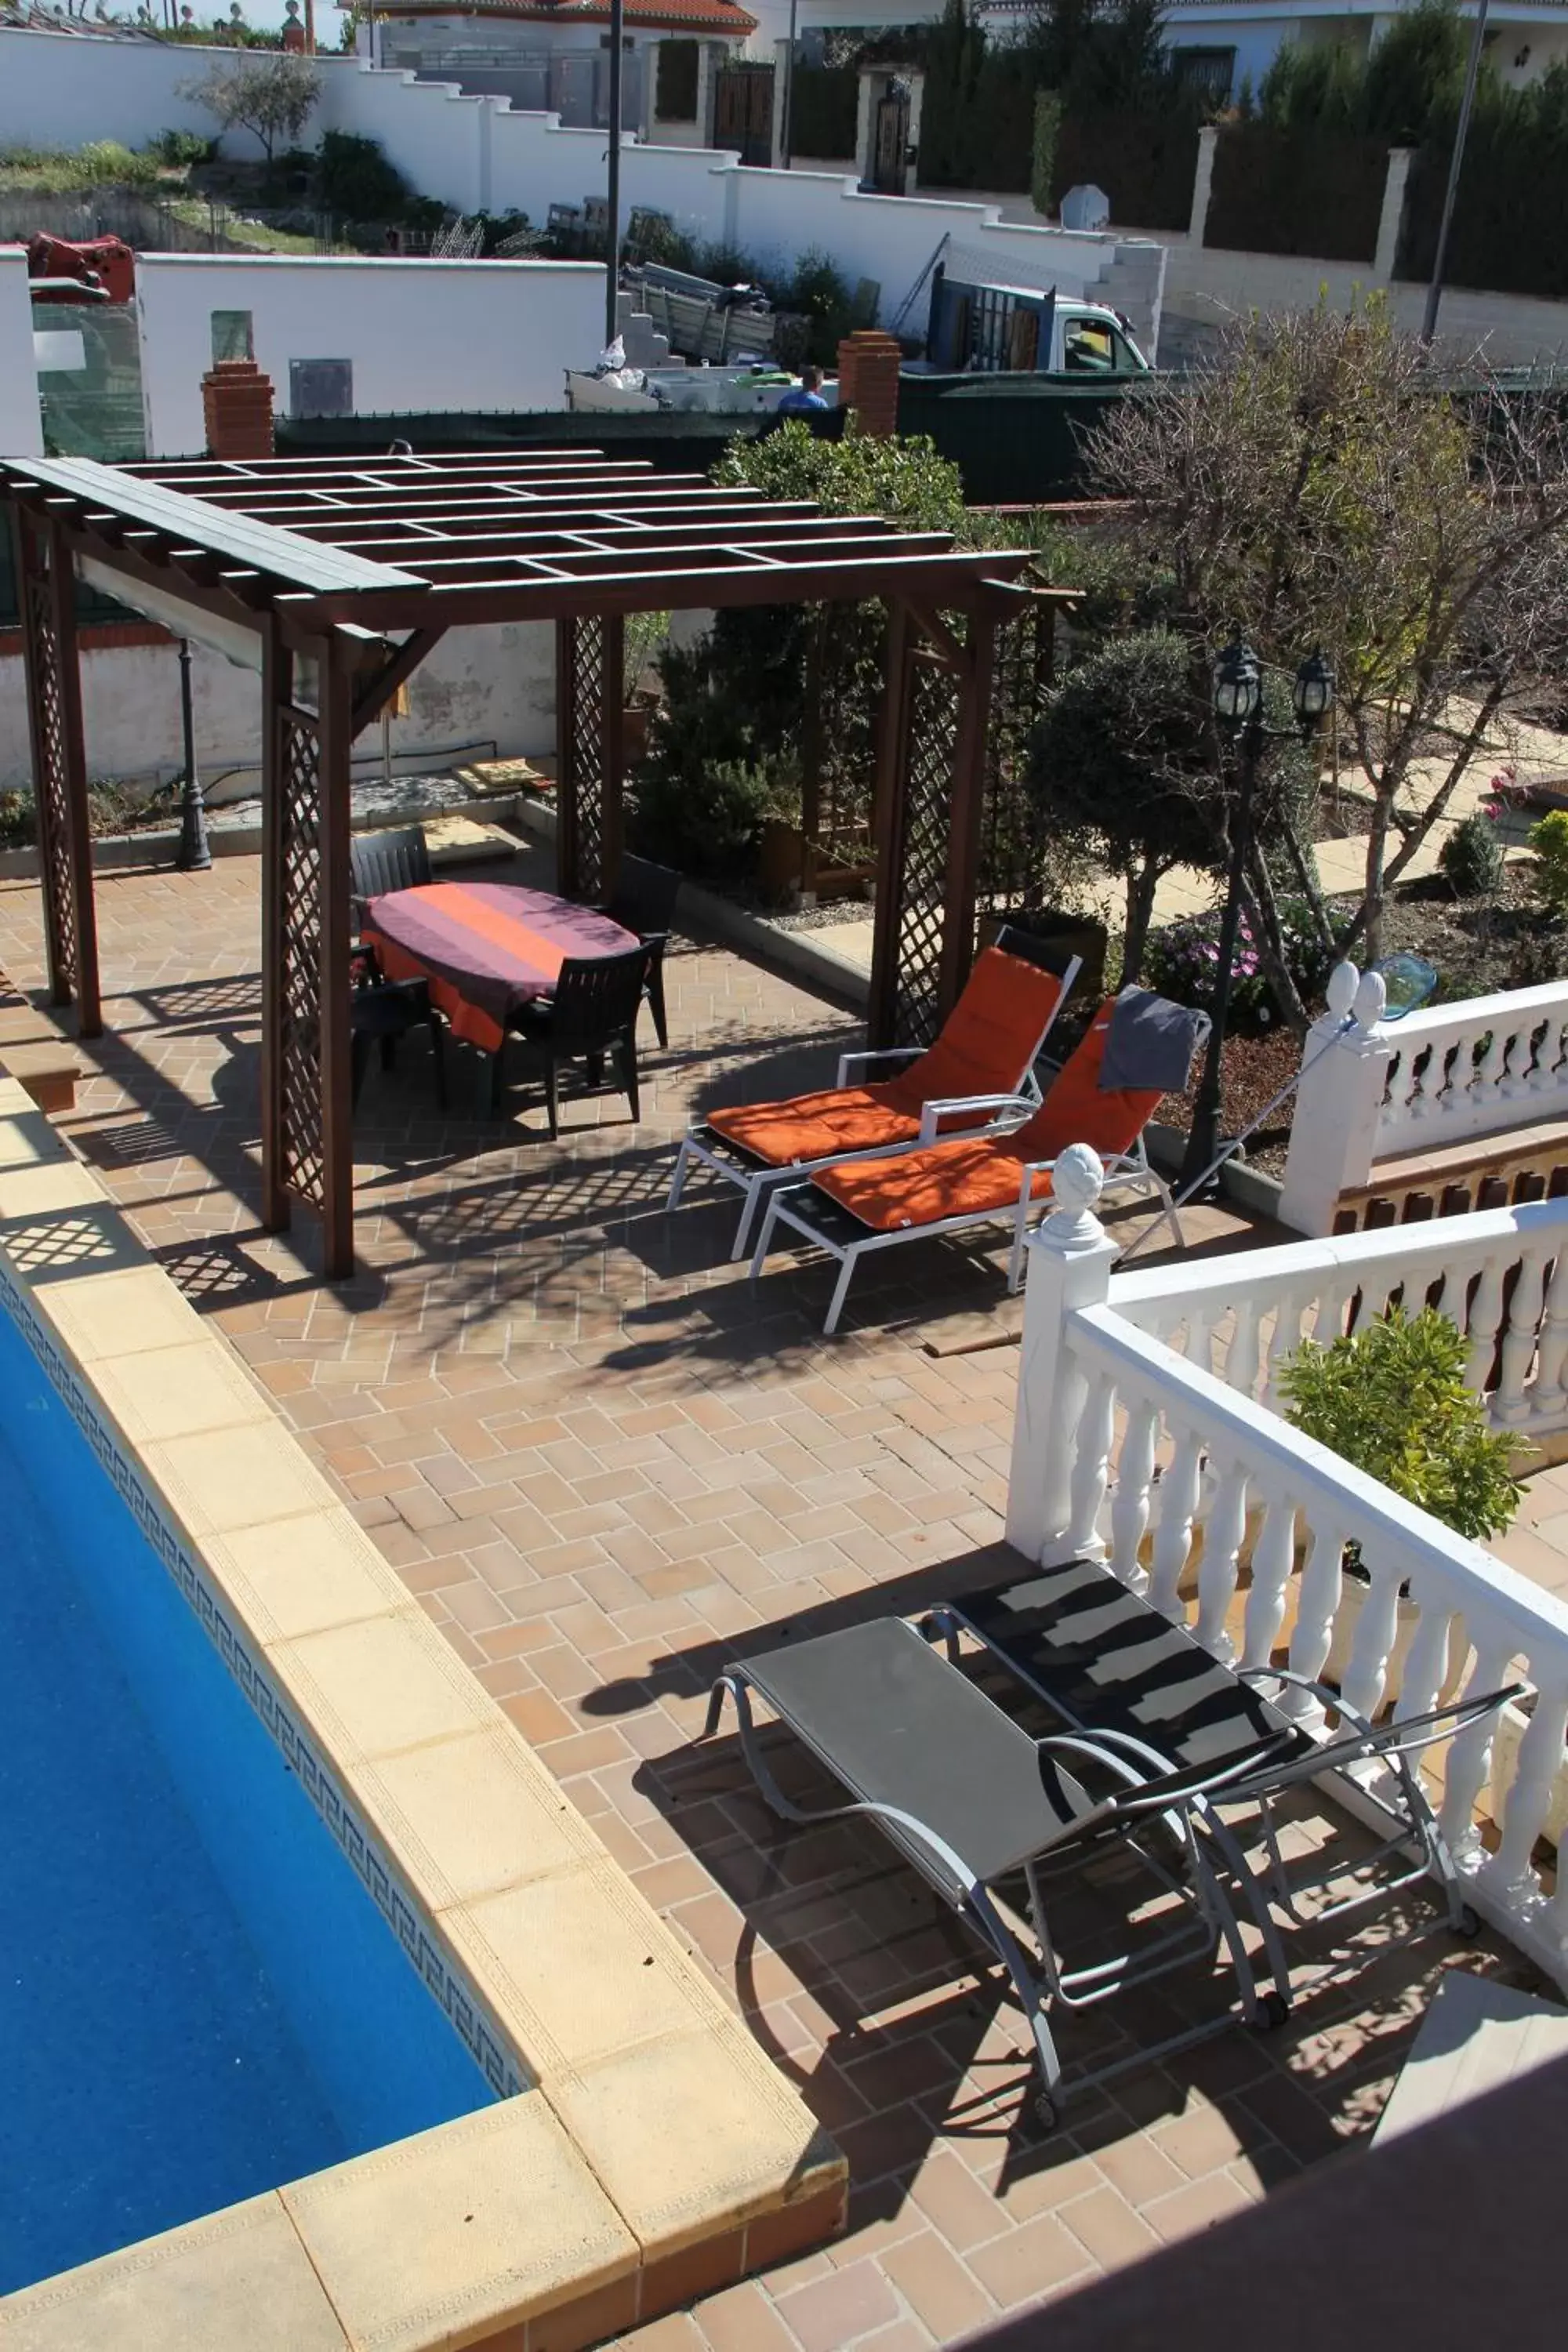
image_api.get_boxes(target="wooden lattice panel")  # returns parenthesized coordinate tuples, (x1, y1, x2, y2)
(569, 614, 609, 903)
(278, 707, 325, 1214)
(18, 527, 79, 1004)
(978, 594, 1057, 918)
(889, 652, 960, 1048)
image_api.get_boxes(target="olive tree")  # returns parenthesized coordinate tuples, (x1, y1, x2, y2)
(1025, 630, 1221, 979)
(182, 53, 321, 173)
(1088, 299, 1568, 1006)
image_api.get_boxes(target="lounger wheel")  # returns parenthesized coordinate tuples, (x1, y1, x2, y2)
(1255, 1989, 1290, 2031)
(1454, 1903, 1483, 1940)
(1033, 2091, 1059, 2130)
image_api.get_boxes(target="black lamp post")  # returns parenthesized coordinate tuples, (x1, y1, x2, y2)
(173, 637, 211, 873)
(1178, 638, 1334, 1192)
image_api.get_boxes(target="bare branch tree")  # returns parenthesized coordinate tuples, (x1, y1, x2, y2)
(181, 53, 321, 174)
(1088, 299, 1568, 988)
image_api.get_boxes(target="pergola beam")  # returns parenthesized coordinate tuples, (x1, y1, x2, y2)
(349, 626, 447, 739)
(1, 451, 1042, 1279)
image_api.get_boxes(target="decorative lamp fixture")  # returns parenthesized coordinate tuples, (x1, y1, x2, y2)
(1291, 648, 1335, 733)
(1212, 637, 1261, 730)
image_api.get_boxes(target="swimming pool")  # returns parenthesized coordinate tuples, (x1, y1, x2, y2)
(0, 1298, 494, 2296)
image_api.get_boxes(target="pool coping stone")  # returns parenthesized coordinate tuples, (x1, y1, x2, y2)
(0, 1079, 844, 2351)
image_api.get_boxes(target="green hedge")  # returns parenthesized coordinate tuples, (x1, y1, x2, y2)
(788, 63, 857, 161)
(654, 39, 699, 123)
(1051, 105, 1200, 231)
(1207, 122, 1388, 261)
(918, 51, 1039, 192)
(1397, 114, 1568, 299)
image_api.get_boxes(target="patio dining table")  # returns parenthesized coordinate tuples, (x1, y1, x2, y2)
(361, 882, 637, 1055)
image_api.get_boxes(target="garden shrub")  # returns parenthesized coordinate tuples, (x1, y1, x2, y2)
(1207, 122, 1387, 261)
(1277, 1304, 1523, 1543)
(151, 128, 214, 168)
(1529, 808, 1568, 916)
(1049, 104, 1200, 231)
(1143, 898, 1342, 1034)
(315, 130, 411, 221)
(1439, 808, 1505, 897)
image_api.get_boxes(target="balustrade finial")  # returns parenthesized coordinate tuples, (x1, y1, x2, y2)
(1044, 1143, 1106, 1245)
(1352, 967, 1388, 1030)
(1326, 961, 1359, 1020)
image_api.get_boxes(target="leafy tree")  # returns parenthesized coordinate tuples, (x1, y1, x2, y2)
(182, 53, 321, 173)
(1025, 630, 1219, 978)
(1087, 299, 1568, 1009)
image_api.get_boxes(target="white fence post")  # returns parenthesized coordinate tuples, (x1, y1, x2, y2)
(1279, 962, 1392, 1237)
(1005, 1146, 1120, 1566)
(1374, 148, 1413, 281)
(1188, 124, 1218, 248)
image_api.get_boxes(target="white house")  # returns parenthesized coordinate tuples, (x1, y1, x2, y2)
(790, 0, 1568, 107)
(366, 0, 760, 137)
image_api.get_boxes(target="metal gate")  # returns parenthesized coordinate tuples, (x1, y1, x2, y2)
(714, 64, 775, 166)
(872, 84, 911, 194)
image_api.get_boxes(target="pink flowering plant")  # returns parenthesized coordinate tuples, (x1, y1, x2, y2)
(1143, 898, 1344, 1034)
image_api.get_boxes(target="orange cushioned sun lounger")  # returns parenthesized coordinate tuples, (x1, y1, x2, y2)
(749, 998, 1185, 1334)
(666, 931, 1081, 1258)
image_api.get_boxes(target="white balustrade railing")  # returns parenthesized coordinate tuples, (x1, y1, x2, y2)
(1007, 1146, 1568, 1988)
(1279, 964, 1568, 1237)
(1109, 1196, 1568, 1438)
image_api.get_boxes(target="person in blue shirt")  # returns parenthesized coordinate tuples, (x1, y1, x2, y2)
(777, 365, 829, 416)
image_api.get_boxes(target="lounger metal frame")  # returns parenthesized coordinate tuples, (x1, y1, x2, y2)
(707, 1617, 1518, 2119)
(665, 941, 1081, 1262)
(925, 1578, 1517, 1994)
(749, 1135, 1182, 1335)
(705, 1647, 1287, 2125)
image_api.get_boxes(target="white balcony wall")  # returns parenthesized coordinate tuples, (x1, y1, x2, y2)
(1280, 963, 1568, 1236)
(133, 253, 604, 456)
(1006, 1157, 1568, 1990)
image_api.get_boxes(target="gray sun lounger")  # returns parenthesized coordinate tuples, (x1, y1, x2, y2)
(923, 1559, 1521, 1986)
(704, 1615, 1293, 2123)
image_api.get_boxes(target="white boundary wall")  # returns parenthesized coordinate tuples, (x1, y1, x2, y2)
(0, 25, 360, 156)
(134, 252, 604, 455)
(0, 34, 1162, 346)
(0, 621, 558, 791)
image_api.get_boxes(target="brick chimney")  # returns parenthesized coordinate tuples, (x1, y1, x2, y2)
(834, 329, 902, 440)
(201, 358, 276, 459)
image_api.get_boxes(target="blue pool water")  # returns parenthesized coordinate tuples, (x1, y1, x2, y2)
(0, 1300, 494, 2295)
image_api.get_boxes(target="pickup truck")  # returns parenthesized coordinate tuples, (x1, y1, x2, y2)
(920, 277, 1151, 379)
(898, 284, 1156, 502)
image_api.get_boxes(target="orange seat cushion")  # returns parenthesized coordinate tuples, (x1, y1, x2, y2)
(815, 1001, 1162, 1235)
(706, 945, 1065, 1171)
(709, 1084, 922, 1167)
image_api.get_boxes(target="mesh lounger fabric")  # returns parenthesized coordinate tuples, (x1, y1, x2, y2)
(705, 944, 1066, 1168)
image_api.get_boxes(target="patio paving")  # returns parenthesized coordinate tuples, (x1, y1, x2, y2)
(0, 839, 1548, 2351)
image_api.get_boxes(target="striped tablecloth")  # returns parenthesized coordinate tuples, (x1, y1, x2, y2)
(362, 883, 637, 1054)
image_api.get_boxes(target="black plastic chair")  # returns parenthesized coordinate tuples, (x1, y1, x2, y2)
(597, 858, 680, 1050)
(350, 975, 446, 1112)
(350, 825, 431, 938)
(498, 942, 652, 1136)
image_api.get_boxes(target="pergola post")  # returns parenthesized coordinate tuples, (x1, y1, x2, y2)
(260, 624, 355, 1278)
(554, 612, 625, 905)
(14, 510, 100, 1035)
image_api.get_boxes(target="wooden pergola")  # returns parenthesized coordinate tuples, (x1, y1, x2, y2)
(1, 449, 1034, 1277)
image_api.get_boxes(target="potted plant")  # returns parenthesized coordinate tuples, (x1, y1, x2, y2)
(1276, 1305, 1525, 1696)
